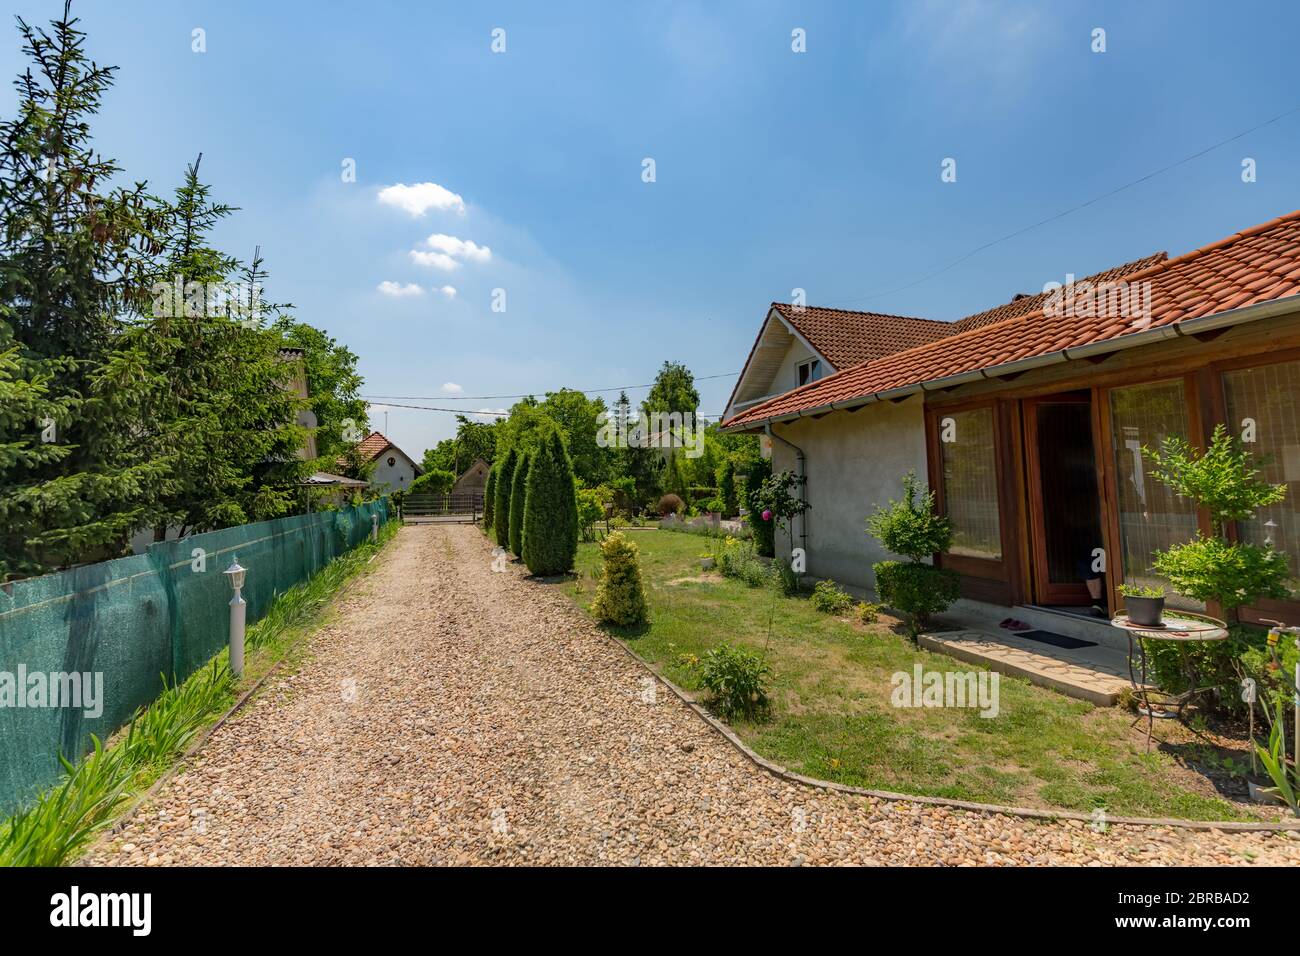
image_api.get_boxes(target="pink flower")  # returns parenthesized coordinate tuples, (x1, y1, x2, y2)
(761, 509, 773, 521)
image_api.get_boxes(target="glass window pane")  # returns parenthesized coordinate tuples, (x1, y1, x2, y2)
(1108, 380, 1200, 609)
(1223, 360, 1300, 597)
(940, 406, 1001, 560)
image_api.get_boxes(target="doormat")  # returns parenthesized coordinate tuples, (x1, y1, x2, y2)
(1016, 629, 1097, 650)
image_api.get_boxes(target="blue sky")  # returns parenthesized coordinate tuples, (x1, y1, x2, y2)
(4, 0, 1300, 459)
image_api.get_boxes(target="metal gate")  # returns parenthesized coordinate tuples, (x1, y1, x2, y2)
(402, 493, 483, 522)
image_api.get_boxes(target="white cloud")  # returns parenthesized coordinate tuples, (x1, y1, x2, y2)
(439, 285, 457, 298)
(377, 182, 466, 217)
(423, 233, 492, 263)
(376, 280, 424, 297)
(409, 250, 459, 271)
(441, 382, 464, 394)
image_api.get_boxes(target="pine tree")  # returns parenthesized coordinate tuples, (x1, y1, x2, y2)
(508, 449, 531, 556)
(493, 446, 518, 549)
(0, 4, 170, 575)
(521, 428, 579, 576)
(483, 464, 496, 531)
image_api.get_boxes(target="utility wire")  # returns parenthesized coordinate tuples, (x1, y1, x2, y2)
(360, 371, 739, 403)
(364, 400, 727, 420)
(824, 102, 1300, 308)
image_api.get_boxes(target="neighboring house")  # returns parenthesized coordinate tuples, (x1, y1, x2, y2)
(722, 210, 1300, 632)
(450, 458, 490, 497)
(346, 431, 423, 493)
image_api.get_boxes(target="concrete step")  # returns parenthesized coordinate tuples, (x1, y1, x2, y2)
(945, 599, 1128, 652)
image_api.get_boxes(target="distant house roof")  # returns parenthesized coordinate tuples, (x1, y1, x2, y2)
(768, 303, 956, 369)
(303, 471, 369, 487)
(337, 431, 423, 475)
(724, 211, 1300, 430)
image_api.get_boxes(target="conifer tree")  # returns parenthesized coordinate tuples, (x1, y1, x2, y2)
(521, 427, 579, 576)
(493, 446, 518, 549)
(483, 465, 496, 531)
(508, 449, 531, 556)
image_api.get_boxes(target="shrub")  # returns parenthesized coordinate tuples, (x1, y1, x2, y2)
(521, 430, 579, 575)
(856, 601, 883, 624)
(1151, 534, 1290, 609)
(1142, 624, 1297, 719)
(873, 560, 960, 639)
(744, 459, 775, 557)
(658, 493, 684, 516)
(867, 472, 958, 639)
(811, 579, 854, 614)
(591, 532, 649, 626)
(700, 643, 771, 719)
(576, 486, 605, 542)
(866, 471, 952, 560)
(718, 459, 738, 516)
(773, 557, 800, 595)
(715, 536, 769, 587)
(483, 466, 497, 531)
(409, 468, 455, 496)
(493, 447, 519, 550)
(508, 449, 531, 555)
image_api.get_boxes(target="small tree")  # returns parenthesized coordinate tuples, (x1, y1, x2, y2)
(483, 466, 497, 531)
(409, 469, 454, 496)
(867, 472, 959, 640)
(521, 429, 579, 575)
(508, 449, 531, 556)
(493, 447, 518, 549)
(591, 532, 648, 626)
(1144, 425, 1292, 609)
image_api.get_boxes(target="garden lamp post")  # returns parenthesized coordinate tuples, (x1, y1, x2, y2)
(371, 511, 379, 542)
(224, 557, 247, 678)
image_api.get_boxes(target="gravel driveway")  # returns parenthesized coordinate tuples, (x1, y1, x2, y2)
(84, 524, 1300, 866)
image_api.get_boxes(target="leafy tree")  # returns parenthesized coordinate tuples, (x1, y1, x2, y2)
(612, 389, 658, 508)
(508, 449, 531, 555)
(422, 438, 457, 475)
(0, 4, 171, 574)
(521, 428, 579, 575)
(272, 314, 367, 472)
(409, 469, 454, 495)
(539, 388, 609, 485)
(1144, 426, 1292, 609)
(493, 446, 518, 549)
(641, 360, 700, 419)
(717, 459, 738, 516)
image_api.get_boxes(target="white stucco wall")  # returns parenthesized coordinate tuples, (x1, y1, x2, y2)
(772, 337, 820, 394)
(768, 394, 929, 593)
(371, 451, 417, 493)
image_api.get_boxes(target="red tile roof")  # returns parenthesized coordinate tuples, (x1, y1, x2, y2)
(770, 303, 956, 369)
(354, 431, 393, 462)
(724, 211, 1300, 430)
(949, 252, 1169, 333)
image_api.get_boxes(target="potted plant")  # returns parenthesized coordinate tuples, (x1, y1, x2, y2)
(1117, 583, 1165, 627)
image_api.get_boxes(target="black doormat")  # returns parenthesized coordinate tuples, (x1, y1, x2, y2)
(1016, 629, 1098, 650)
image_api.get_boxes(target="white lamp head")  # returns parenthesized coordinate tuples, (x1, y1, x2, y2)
(223, 557, 247, 591)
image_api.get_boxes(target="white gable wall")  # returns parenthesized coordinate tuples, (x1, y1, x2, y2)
(372, 450, 418, 493)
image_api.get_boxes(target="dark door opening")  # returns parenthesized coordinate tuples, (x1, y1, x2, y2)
(1023, 394, 1105, 607)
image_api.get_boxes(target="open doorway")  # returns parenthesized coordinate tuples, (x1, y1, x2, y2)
(1022, 393, 1106, 613)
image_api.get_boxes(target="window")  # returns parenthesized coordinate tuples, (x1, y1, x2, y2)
(797, 359, 822, 387)
(1223, 359, 1300, 597)
(939, 406, 1001, 560)
(1107, 379, 1200, 608)
(387, 456, 396, 467)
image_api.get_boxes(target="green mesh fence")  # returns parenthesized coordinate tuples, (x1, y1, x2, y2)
(0, 498, 390, 813)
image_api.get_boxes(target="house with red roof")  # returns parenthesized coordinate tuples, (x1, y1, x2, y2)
(342, 431, 423, 493)
(723, 211, 1300, 639)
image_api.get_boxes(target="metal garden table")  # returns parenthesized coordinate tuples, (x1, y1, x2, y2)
(1111, 612, 1228, 750)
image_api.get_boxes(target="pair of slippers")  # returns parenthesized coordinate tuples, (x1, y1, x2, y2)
(999, 617, 1031, 631)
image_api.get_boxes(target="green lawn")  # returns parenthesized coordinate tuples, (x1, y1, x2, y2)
(545, 529, 1262, 821)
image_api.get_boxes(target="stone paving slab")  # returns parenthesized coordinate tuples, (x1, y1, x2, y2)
(919, 629, 1133, 706)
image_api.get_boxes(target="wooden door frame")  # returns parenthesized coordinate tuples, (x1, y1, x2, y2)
(1021, 393, 1100, 606)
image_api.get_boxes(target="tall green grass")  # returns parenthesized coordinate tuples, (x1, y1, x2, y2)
(0, 518, 400, 867)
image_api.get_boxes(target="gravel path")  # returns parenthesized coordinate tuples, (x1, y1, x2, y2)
(84, 525, 1300, 866)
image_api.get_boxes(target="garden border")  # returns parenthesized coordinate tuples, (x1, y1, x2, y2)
(580, 592, 1300, 833)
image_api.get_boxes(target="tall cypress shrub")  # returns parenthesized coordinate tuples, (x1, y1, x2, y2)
(508, 449, 531, 555)
(745, 458, 775, 557)
(494, 447, 518, 549)
(521, 428, 579, 576)
(483, 465, 497, 532)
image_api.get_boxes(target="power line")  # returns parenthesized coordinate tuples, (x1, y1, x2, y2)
(360, 371, 739, 403)
(824, 102, 1300, 308)
(363, 400, 728, 421)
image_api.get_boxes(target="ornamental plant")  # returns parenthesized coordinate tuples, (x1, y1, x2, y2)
(521, 429, 579, 576)
(810, 579, 854, 615)
(867, 471, 959, 640)
(1143, 425, 1291, 609)
(508, 448, 532, 557)
(699, 643, 771, 720)
(744, 459, 775, 557)
(590, 531, 648, 626)
(493, 446, 519, 550)
(752, 470, 809, 554)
